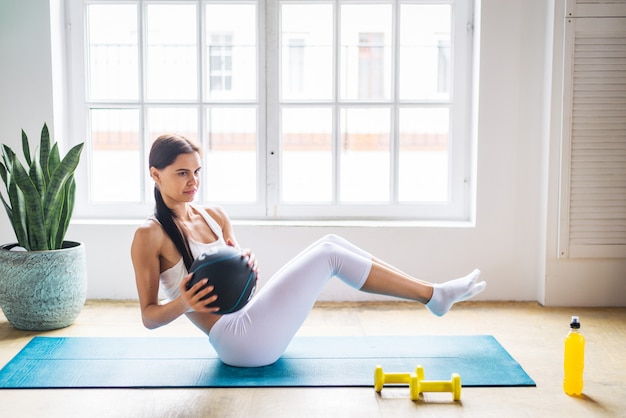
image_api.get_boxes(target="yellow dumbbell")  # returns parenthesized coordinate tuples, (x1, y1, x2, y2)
(374, 365, 421, 400)
(374, 365, 462, 401)
(415, 365, 462, 401)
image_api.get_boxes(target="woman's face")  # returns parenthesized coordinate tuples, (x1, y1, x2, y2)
(151, 152, 202, 203)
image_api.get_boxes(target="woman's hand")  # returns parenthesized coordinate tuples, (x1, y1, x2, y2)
(226, 238, 259, 275)
(180, 273, 221, 313)
(240, 247, 259, 274)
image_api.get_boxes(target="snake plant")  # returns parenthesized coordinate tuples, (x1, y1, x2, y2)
(0, 123, 84, 251)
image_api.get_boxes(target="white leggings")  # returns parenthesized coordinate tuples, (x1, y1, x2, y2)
(208, 234, 372, 367)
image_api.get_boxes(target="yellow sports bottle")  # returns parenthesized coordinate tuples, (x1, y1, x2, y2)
(563, 315, 585, 395)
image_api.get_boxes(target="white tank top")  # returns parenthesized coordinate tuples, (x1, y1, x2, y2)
(157, 205, 227, 303)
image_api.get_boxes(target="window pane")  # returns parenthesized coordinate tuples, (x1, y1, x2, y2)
(398, 108, 449, 202)
(399, 4, 451, 100)
(205, 108, 257, 202)
(205, 4, 257, 100)
(340, 108, 390, 202)
(146, 4, 197, 100)
(280, 4, 333, 100)
(73, 0, 471, 220)
(146, 107, 198, 144)
(340, 4, 392, 100)
(90, 109, 140, 203)
(281, 108, 333, 202)
(87, 4, 138, 100)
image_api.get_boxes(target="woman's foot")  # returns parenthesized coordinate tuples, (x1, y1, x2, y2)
(425, 269, 486, 316)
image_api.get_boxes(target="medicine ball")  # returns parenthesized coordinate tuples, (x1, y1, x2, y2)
(187, 246, 257, 314)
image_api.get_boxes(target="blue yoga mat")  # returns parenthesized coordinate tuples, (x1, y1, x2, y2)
(0, 335, 534, 388)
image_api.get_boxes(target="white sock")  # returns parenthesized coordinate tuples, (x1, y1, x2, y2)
(425, 269, 486, 317)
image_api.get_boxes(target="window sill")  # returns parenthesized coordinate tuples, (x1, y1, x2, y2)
(71, 218, 475, 229)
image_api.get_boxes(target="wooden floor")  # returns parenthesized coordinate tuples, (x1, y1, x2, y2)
(0, 300, 625, 418)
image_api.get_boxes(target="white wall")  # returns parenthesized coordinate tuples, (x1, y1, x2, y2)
(0, 0, 56, 251)
(1, 0, 623, 306)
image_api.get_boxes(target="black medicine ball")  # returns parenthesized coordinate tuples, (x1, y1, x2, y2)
(187, 246, 257, 314)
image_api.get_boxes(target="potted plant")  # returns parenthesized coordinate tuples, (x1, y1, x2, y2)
(0, 123, 87, 330)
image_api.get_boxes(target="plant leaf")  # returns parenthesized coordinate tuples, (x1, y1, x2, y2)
(9, 154, 43, 250)
(1, 146, 30, 248)
(42, 143, 83, 249)
(55, 176, 76, 249)
(39, 123, 51, 184)
(0, 150, 14, 234)
(10, 181, 29, 249)
(21, 129, 32, 166)
(47, 143, 61, 177)
(0, 184, 15, 242)
(0, 160, 7, 189)
(28, 158, 45, 198)
(47, 181, 63, 249)
(1, 144, 15, 173)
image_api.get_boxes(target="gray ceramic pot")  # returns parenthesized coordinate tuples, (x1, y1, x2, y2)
(0, 241, 87, 330)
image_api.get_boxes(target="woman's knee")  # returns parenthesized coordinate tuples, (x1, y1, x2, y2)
(311, 240, 343, 260)
(320, 233, 344, 245)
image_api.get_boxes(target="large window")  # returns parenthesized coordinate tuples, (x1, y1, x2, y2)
(68, 0, 474, 220)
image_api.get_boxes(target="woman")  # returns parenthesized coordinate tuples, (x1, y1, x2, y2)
(131, 134, 486, 367)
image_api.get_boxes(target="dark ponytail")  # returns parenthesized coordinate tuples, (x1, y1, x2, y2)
(154, 187, 194, 271)
(149, 134, 201, 271)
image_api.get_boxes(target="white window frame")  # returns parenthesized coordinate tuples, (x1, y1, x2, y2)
(67, 0, 476, 221)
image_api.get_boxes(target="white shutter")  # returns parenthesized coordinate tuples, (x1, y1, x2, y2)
(559, 1, 626, 258)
